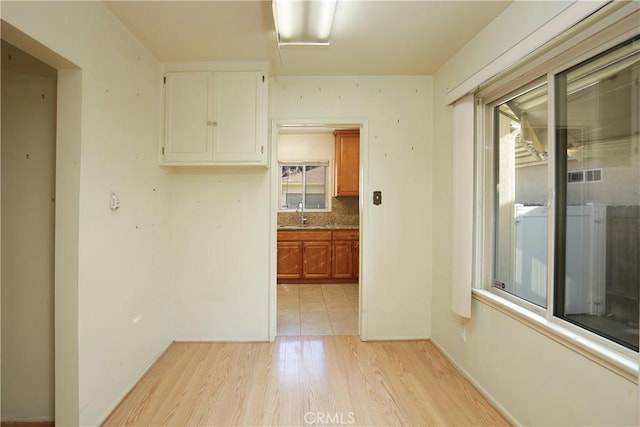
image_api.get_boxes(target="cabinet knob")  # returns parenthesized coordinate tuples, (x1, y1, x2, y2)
(206, 121, 218, 127)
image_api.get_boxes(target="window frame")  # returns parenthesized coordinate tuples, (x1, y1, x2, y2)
(278, 161, 331, 213)
(472, 17, 639, 380)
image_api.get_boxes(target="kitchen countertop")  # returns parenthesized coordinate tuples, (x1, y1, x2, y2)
(277, 224, 359, 230)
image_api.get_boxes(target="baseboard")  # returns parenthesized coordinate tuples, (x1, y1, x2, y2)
(430, 339, 520, 427)
(1, 422, 55, 427)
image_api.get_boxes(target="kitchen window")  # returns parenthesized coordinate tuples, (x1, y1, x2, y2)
(483, 35, 639, 352)
(279, 162, 330, 211)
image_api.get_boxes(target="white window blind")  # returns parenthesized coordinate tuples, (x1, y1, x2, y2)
(451, 94, 475, 318)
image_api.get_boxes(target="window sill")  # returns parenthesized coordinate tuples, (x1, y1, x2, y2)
(472, 288, 638, 383)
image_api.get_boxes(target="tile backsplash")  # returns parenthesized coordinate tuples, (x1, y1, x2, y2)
(278, 196, 359, 227)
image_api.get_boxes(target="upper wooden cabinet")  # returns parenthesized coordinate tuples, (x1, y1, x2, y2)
(334, 129, 360, 196)
(161, 63, 268, 167)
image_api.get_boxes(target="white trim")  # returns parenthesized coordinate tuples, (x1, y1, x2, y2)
(161, 61, 268, 73)
(473, 289, 638, 383)
(446, 0, 610, 105)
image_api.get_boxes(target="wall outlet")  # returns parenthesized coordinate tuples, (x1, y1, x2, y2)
(460, 325, 467, 343)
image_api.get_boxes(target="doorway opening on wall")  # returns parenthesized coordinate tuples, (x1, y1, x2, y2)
(272, 121, 366, 339)
(2, 21, 82, 425)
(1, 40, 57, 423)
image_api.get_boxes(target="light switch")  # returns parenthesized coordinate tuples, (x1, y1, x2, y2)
(373, 191, 382, 205)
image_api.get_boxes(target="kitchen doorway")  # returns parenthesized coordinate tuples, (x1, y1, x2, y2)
(271, 120, 367, 339)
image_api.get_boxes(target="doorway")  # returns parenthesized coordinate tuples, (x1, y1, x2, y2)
(271, 121, 366, 339)
(1, 41, 56, 423)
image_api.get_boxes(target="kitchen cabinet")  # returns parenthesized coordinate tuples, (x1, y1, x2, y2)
(277, 230, 332, 281)
(276, 241, 303, 280)
(302, 241, 332, 279)
(277, 229, 359, 283)
(161, 65, 268, 166)
(334, 129, 360, 196)
(331, 230, 359, 279)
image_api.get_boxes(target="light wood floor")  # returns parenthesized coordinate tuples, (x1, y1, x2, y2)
(103, 337, 510, 426)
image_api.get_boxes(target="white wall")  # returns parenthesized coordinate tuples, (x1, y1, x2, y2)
(171, 168, 271, 340)
(272, 76, 433, 339)
(1, 41, 56, 422)
(432, 2, 638, 425)
(2, 2, 173, 425)
(171, 76, 433, 342)
(278, 132, 334, 162)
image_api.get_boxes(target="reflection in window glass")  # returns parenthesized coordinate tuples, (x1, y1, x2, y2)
(281, 165, 303, 209)
(494, 83, 548, 308)
(556, 37, 639, 350)
(304, 165, 326, 209)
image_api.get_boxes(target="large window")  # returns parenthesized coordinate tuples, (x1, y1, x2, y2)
(279, 163, 329, 211)
(489, 36, 639, 351)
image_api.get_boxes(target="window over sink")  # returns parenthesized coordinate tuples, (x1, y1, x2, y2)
(279, 162, 330, 212)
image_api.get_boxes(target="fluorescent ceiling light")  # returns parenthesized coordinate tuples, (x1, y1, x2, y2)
(273, 0, 338, 46)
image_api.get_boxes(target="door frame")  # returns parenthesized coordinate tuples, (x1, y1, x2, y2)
(269, 118, 369, 341)
(2, 21, 82, 425)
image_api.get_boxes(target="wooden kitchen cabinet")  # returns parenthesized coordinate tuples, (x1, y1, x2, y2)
(277, 229, 359, 283)
(331, 241, 354, 279)
(276, 241, 303, 280)
(161, 65, 268, 166)
(277, 230, 332, 281)
(334, 129, 360, 196)
(331, 230, 359, 279)
(302, 241, 332, 279)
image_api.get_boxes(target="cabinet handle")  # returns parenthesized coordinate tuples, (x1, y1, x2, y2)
(206, 121, 218, 127)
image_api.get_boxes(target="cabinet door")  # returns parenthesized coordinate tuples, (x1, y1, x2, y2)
(303, 241, 332, 279)
(332, 241, 353, 279)
(277, 241, 303, 280)
(334, 130, 360, 196)
(163, 72, 214, 162)
(212, 71, 266, 163)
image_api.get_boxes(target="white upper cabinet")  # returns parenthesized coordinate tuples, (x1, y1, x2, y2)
(163, 72, 213, 163)
(160, 63, 268, 166)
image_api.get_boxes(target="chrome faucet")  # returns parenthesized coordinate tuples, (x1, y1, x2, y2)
(296, 201, 307, 225)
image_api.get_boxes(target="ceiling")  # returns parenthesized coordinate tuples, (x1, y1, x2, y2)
(103, 0, 511, 76)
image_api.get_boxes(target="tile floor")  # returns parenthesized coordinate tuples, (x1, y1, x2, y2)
(277, 283, 359, 336)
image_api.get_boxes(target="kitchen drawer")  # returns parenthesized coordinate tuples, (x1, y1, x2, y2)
(277, 230, 332, 242)
(332, 230, 359, 241)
